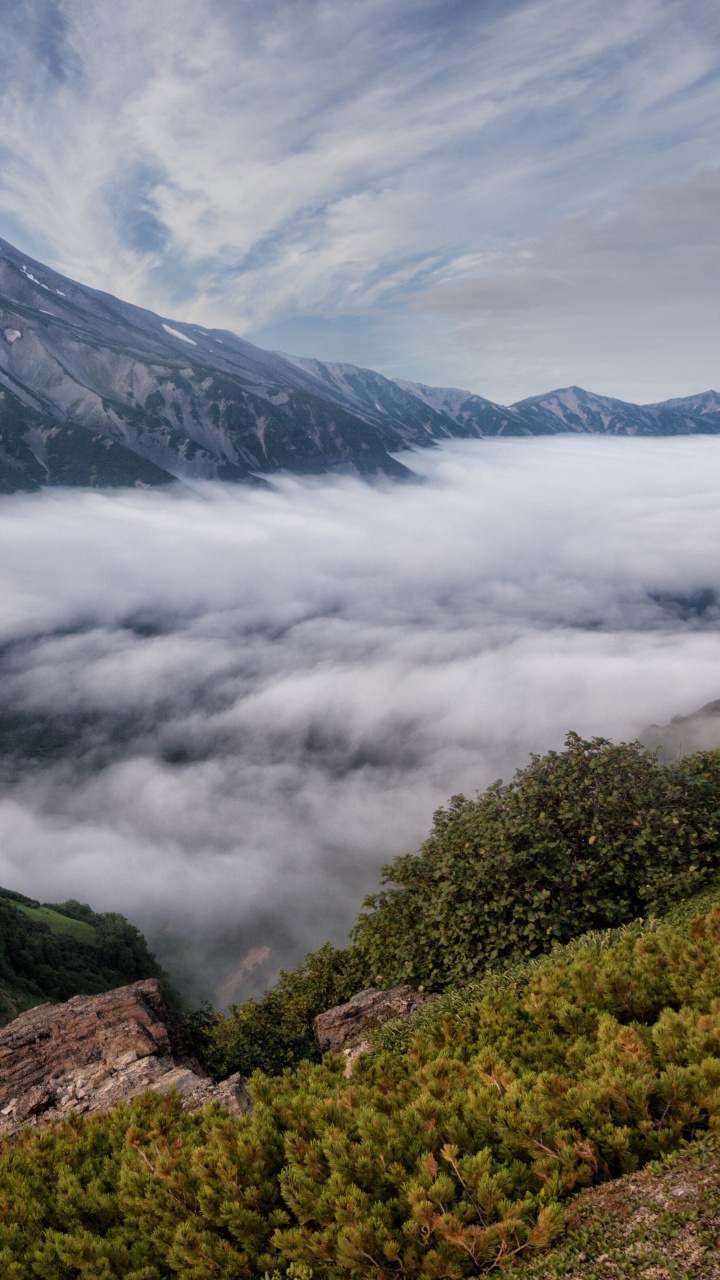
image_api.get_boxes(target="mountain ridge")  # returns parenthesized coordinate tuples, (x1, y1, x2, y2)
(1, 235, 719, 492)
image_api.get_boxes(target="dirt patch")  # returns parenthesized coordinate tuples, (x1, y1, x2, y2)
(507, 1136, 720, 1278)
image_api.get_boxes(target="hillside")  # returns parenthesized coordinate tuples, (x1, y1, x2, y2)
(0, 884, 169, 1022)
(0, 884, 720, 1275)
(1, 734, 720, 1276)
(0, 236, 483, 491)
(2, 237, 720, 492)
(186, 734, 720, 1079)
(501, 890, 720, 1280)
(506, 1135, 720, 1278)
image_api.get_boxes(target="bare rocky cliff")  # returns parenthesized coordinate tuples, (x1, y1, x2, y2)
(0, 978, 250, 1138)
(0, 978, 434, 1139)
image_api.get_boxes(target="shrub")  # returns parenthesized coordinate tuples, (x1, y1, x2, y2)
(352, 735, 720, 988)
(3, 903, 720, 1275)
(192, 737, 720, 1077)
(188, 942, 372, 1079)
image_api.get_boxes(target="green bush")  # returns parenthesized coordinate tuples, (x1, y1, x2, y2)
(194, 737, 720, 1077)
(187, 942, 372, 1080)
(3, 903, 720, 1276)
(352, 734, 720, 989)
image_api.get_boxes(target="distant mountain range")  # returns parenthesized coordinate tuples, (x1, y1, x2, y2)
(1, 236, 719, 492)
(642, 699, 720, 762)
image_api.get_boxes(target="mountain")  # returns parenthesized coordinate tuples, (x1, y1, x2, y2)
(510, 384, 720, 436)
(1, 236, 719, 492)
(641, 697, 720, 761)
(0, 238, 485, 492)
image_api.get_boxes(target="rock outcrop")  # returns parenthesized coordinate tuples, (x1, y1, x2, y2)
(316, 985, 434, 1074)
(0, 978, 250, 1138)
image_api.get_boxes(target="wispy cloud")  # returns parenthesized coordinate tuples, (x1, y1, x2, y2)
(0, 1, 718, 397)
(1, 438, 720, 1000)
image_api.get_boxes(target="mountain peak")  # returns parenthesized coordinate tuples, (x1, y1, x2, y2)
(0, 236, 718, 492)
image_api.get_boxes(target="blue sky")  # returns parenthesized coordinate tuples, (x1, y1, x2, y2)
(0, 0, 719, 401)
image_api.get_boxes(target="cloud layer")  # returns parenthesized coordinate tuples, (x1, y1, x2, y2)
(1, 436, 720, 1000)
(0, 1, 718, 399)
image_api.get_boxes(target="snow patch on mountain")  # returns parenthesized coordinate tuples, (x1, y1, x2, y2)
(21, 266, 49, 290)
(393, 379, 473, 417)
(162, 324, 197, 346)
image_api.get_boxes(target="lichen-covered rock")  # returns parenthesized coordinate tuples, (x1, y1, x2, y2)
(316, 984, 434, 1074)
(0, 979, 251, 1137)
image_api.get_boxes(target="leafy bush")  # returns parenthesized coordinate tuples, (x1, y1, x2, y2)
(194, 737, 720, 1077)
(187, 942, 371, 1080)
(352, 734, 720, 989)
(3, 902, 720, 1276)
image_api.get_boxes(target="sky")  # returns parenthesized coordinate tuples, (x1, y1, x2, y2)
(0, 0, 719, 402)
(2, 436, 720, 1002)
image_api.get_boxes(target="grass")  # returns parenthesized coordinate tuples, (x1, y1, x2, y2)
(11, 902, 99, 946)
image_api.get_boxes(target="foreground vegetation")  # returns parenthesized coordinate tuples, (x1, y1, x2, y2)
(191, 735, 720, 1078)
(4, 733, 720, 1276)
(505, 1134, 720, 1278)
(2, 894, 720, 1276)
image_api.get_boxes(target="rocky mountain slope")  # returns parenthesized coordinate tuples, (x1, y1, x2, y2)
(1, 235, 720, 492)
(510, 384, 720, 436)
(0, 237, 486, 491)
(642, 698, 720, 760)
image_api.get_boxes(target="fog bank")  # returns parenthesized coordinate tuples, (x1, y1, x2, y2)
(1, 436, 719, 1001)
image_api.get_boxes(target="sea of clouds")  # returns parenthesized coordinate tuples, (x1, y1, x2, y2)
(1, 435, 720, 1002)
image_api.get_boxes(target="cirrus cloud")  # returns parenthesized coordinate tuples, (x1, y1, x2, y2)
(0, 1, 718, 398)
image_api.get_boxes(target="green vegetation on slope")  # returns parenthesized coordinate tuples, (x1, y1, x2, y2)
(0, 390, 49, 492)
(352, 733, 720, 986)
(11, 902, 99, 946)
(191, 735, 720, 1079)
(2, 895, 720, 1276)
(0, 886, 170, 1022)
(42, 422, 174, 487)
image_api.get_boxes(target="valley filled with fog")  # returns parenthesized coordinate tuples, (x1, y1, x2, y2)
(1, 435, 719, 1004)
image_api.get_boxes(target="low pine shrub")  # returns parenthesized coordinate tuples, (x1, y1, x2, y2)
(3, 903, 720, 1276)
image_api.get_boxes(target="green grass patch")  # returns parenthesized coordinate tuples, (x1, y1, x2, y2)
(11, 902, 99, 946)
(0, 889, 169, 1018)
